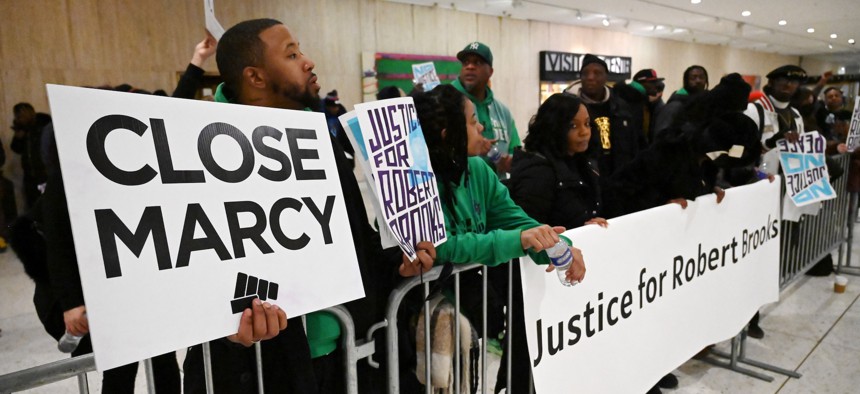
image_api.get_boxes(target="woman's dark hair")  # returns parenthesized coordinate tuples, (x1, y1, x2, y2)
(412, 84, 468, 217)
(523, 93, 584, 158)
(683, 65, 709, 92)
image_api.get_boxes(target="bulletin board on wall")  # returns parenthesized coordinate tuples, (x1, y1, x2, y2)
(374, 53, 462, 95)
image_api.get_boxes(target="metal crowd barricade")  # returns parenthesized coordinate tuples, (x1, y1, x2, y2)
(0, 305, 366, 394)
(0, 354, 163, 394)
(702, 153, 854, 382)
(381, 262, 516, 394)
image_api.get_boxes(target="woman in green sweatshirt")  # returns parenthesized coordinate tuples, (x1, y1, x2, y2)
(401, 84, 586, 276)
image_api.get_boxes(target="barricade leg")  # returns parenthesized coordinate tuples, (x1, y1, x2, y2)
(482, 265, 488, 394)
(143, 358, 156, 394)
(423, 280, 432, 394)
(202, 342, 215, 394)
(840, 192, 860, 276)
(702, 333, 775, 382)
(77, 373, 89, 394)
(454, 272, 460, 393)
(254, 342, 264, 394)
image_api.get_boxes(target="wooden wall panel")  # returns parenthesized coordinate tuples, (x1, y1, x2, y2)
(0, 0, 814, 186)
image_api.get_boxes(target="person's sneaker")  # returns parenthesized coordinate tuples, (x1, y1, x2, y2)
(646, 385, 662, 394)
(747, 324, 765, 339)
(657, 373, 678, 389)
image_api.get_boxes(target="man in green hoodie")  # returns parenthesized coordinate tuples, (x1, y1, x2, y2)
(452, 42, 520, 175)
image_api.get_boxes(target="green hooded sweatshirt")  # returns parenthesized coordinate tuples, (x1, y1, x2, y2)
(452, 79, 521, 155)
(436, 156, 566, 266)
(214, 83, 340, 359)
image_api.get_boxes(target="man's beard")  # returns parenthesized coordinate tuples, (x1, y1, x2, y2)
(273, 81, 319, 109)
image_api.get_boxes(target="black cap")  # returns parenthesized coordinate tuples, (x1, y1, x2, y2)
(766, 65, 807, 80)
(708, 73, 752, 112)
(580, 54, 608, 73)
(633, 69, 665, 83)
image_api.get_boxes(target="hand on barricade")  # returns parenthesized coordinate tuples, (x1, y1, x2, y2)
(667, 198, 688, 209)
(228, 298, 287, 347)
(521, 225, 562, 253)
(63, 305, 89, 336)
(399, 241, 436, 277)
(714, 187, 726, 204)
(584, 217, 609, 228)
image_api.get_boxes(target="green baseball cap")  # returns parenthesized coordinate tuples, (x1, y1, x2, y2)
(457, 42, 493, 67)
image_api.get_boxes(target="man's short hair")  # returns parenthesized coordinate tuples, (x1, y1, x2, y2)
(13, 102, 34, 114)
(824, 86, 843, 97)
(216, 18, 283, 97)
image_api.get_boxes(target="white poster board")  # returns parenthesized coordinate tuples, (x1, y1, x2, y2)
(846, 97, 860, 152)
(46, 85, 364, 371)
(339, 111, 400, 248)
(411, 62, 441, 91)
(777, 131, 836, 207)
(204, 0, 225, 40)
(353, 97, 447, 260)
(522, 179, 781, 393)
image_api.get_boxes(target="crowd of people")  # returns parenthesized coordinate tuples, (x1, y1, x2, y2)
(5, 16, 854, 394)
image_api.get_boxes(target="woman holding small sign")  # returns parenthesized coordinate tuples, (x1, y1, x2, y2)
(399, 85, 587, 394)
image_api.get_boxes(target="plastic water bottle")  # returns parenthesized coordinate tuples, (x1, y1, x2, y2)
(547, 241, 576, 287)
(487, 144, 502, 163)
(58, 331, 83, 353)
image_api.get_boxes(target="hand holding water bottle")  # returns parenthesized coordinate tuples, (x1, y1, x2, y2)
(521, 225, 587, 286)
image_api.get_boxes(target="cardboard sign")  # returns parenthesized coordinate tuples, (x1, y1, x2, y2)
(352, 97, 447, 261)
(411, 62, 441, 91)
(46, 85, 364, 370)
(522, 179, 781, 393)
(777, 131, 836, 207)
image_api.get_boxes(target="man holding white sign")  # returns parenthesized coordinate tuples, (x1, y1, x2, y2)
(187, 19, 419, 394)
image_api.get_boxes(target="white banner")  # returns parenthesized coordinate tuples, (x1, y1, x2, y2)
(777, 131, 836, 207)
(47, 85, 363, 371)
(521, 179, 781, 393)
(353, 97, 447, 261)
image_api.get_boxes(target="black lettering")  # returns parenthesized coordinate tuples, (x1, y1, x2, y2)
(86, 114, 157, 186)
(150, 118, 205, 184)
(252, 126, 292, 181)
(198, 122, 255, 183)
(95, 207, 171, 278)
(176, 203, 232, 267)
(286, 128, 326, 180)
(302, 196, 335, 244)
(270, 197, 311, 250)
(224, 201, 274, 259)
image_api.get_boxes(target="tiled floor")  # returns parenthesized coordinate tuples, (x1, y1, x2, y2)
(2, 226, 860, 393)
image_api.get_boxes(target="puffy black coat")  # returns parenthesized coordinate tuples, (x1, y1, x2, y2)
(508, 149, 601, 228)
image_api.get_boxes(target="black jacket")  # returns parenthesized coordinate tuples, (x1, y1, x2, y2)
(602, 136, 715, 218)
(508, 149, 601, 228)
(11, 112, 51, 182)
(653, 91, 694, 140)
(585, 90, 644, 178)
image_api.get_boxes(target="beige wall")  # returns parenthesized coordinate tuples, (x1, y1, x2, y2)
(1, 0, 812, 189)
